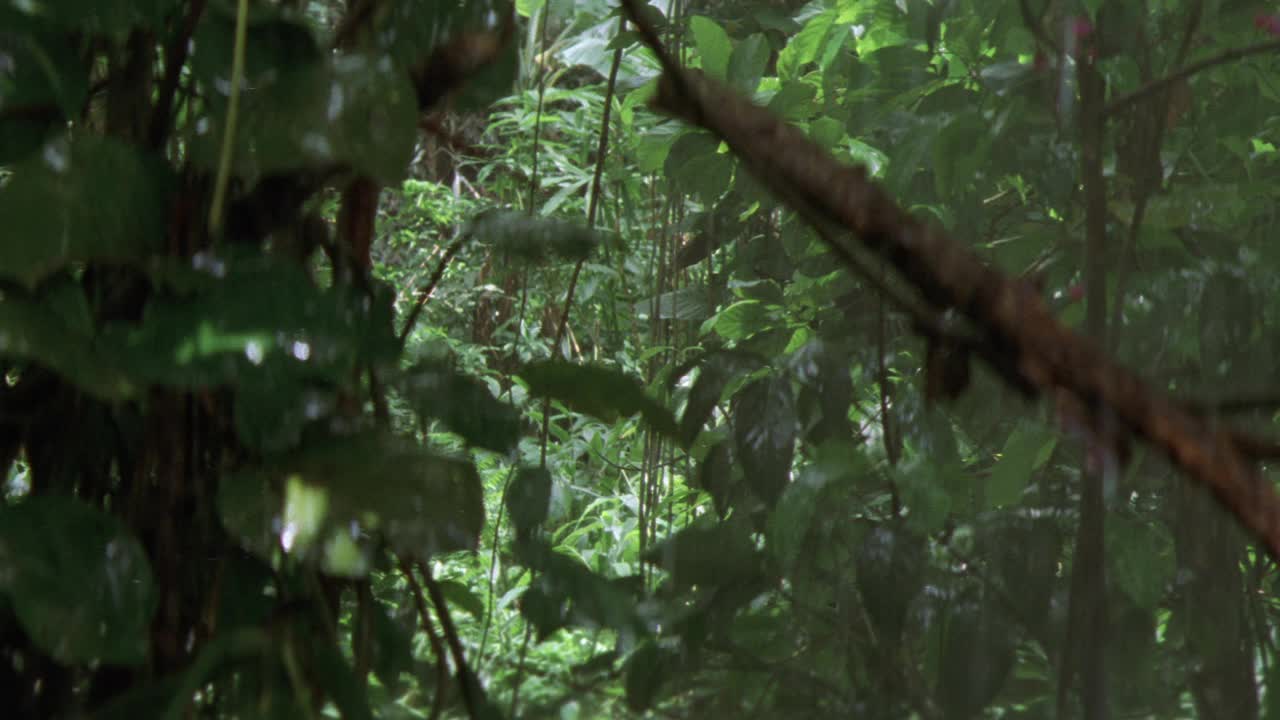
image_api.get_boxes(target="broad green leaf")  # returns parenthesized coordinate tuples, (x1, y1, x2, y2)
(191, 4, 320, 103)
(0, 292, 135, 400)
(768, 461, 840, 572)
(506, 466, 552, 534)
(986, 425, 1057, 508)
(7, 0, 179, 35)
(310, 641, 374, 720)
(0, 23, 88, 162)
(643, 520, 759, 589)
(733, 376, 796, 506)
(899, 457, 953, 534)
(727, 33, 770, 94)
(1107, 515, 1174, 609)
(625, 642, 669, 712)
(466, 209, 598, 264)
(776, 9, 836, 80)
(855, 525, 924, 642)
(0, 497, 156, 665)
(437, 578, 485, 620)
(0, 133, 169, 287)
(109, 254, 399, 389)
(633, 286, 711, 323)
(767, 80, 818, 122)
(680, 352, 760, 446)
(396, 361, 520, 454)
(196, 53, 417, 184)
(519, 361, 679, 438)
(708, 300, 769, 341)
(219, 432, 485, 564)
(935, 593, 1016, 718)
(933, 110, 992, 198)
(689, 15, 731, 80)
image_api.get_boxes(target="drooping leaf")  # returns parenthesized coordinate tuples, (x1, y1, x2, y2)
(109, 254, 400, 389)
(0, 497, 156, 665)
(986, 424, 1057, 508)
(727, 33, 770, 94)
(935, 592, 1016, 719)
(193, 53, 417, 184)
(643, 519, 760, 590)
(0, 133, 169, 287)
(310, 640, 374, 720)
(689, 15, 731, 80)
(520, 361, 679, 438)
(219, 432, 485, 564)
(679, 351, 761, 446)
(0, 21, 88, 163)
(1107, 514, 1174, 609)
(7, 0, 179, 35)
(466, 209, 599, 264)
(624, 641, 670, 712)
(506, 466, 552, 535)
(707, 299, 771, 341)
(733, 376, 796, 506)
(0, 291, 135, 400)
(396, 361, 520, 453)
(191, 3, 321, 102)
(855, 525, 925, 643)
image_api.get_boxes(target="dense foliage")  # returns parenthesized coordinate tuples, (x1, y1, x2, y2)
(3, 0, 1280, 718)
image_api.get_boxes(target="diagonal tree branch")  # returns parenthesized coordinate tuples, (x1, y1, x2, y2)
(618, 0, 1280, 560)
(1105, 37, 1280, 117)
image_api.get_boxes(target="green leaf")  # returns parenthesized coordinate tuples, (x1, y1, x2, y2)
(110, 254, 399, 389)
(1107, 515, 1174, 609)
(689, 15, 731, 80)
(986, 425, 1057, 508)
(437, 578, 485, 620)
(506, 466, 552, 534)
(776, 9, 835, 80)
(643, 520, 759, 589)
(855, 525, 924, 642)
(196, 53, 417, 184)
(360, 598, 414, 696)
(0, 133, 169, 287)
(191, 4, 320, 102)
(0, 24, 88, 162)
(768, 462, 837, 572)
(767, 81, 818, 122)
(310, 641, 374, 720)
(0, 291, 135, 400)
(680, 352, 760, 446)
(219, 432, 485, 563)
(733, 376, 796, 506)
(624, 641, 669, 712)
(935, 593, 1016, 718)
(898, 457, 953, 533)
(520, 361, 679, 438)
(665, 131, 733, 204)
(708, 300, 769, 341)
(396, 361, 520, 454)
(727, 33, 770, 94)
(8, 0, 179, 35)
(466, 209, 598, 264)
(0, 497, 156, 665)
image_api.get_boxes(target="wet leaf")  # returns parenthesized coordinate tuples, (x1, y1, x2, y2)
(0, 133, 169, 287)
(520, 361, 679, 439)
(0, 497, 156, 665)
(396, 361, 519, 454)
(733, 376, 796, 506)
(466, 209, 599, 264)
(219, 432, 485, 565)
(643, 520, 759, 590)
(855, 525, 925, 643)
(625, 641, 669, 712)
(506, 466, 552, 535)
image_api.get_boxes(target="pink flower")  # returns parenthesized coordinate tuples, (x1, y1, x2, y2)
(1071, 16, 1094, 39)
(1255, 12, 1280, 36)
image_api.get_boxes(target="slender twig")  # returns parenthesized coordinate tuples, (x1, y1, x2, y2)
(419, 561, 482, 720)
(399, 558, 448, 720)
(149, 0, 207, 149)
(1105, 38, 1280, 117)
(398, 233, 469, 342)
(207, 0, 249, 237)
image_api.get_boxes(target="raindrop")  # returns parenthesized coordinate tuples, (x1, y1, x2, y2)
(291, 341, 312, 361)
(245, 340, 265, 365)
(281, 521, 298, 552)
